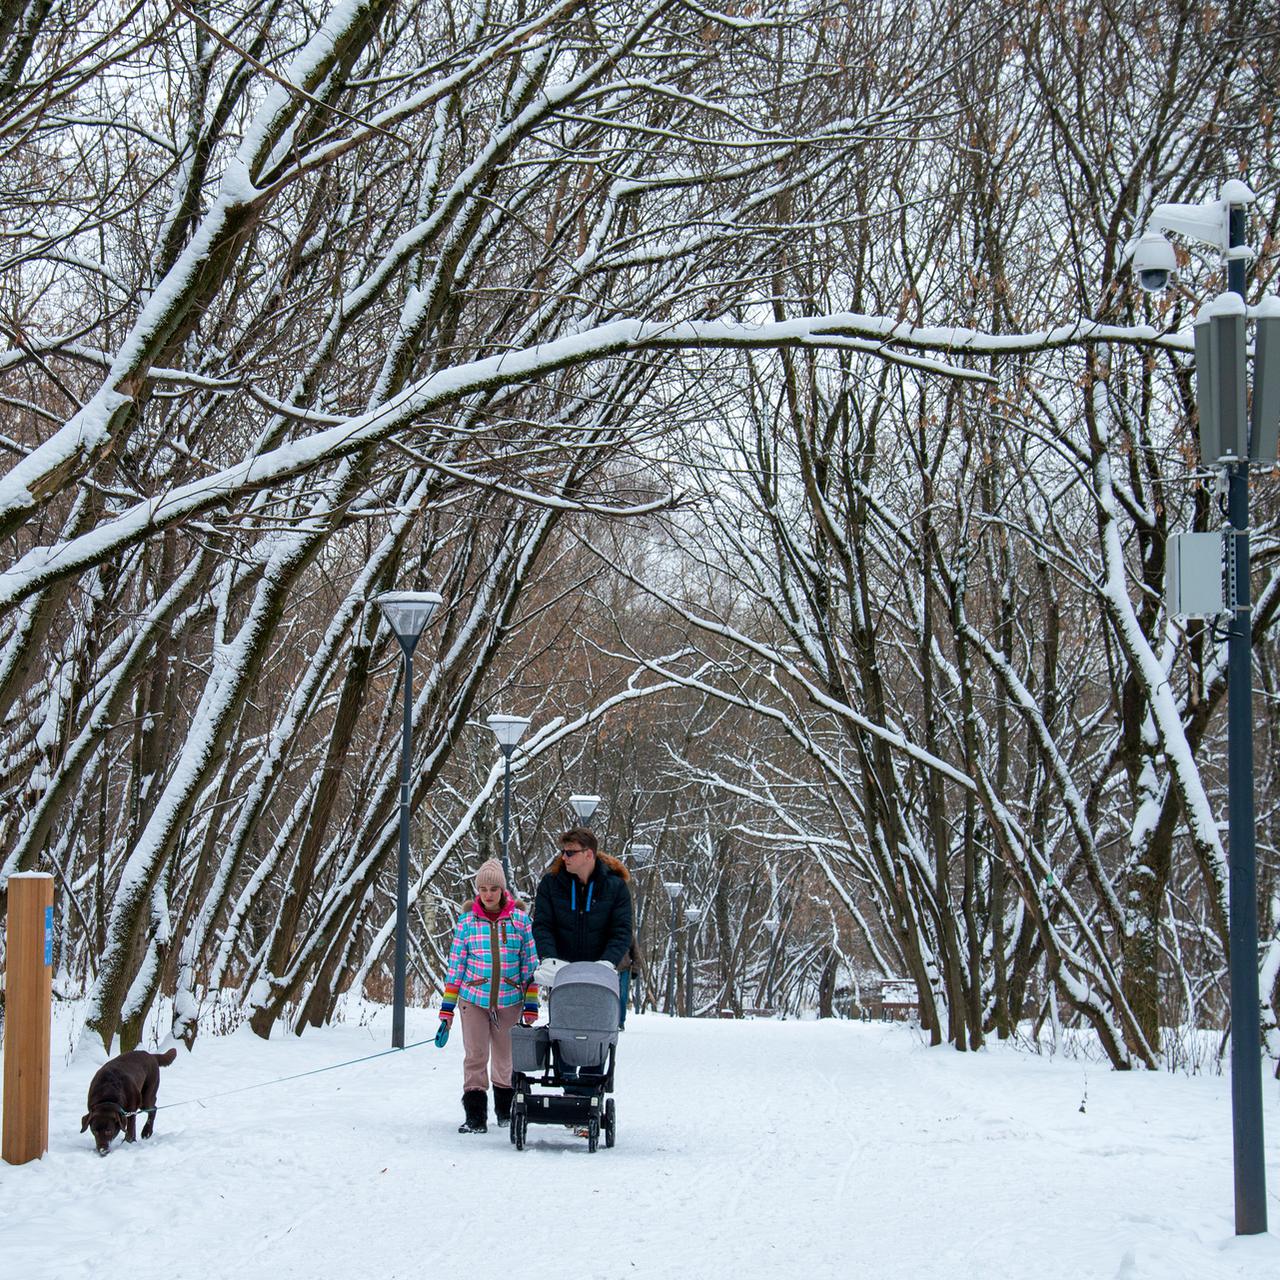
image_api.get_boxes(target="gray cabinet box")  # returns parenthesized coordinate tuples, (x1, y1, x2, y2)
(511, 1024, 550, 1072)
(1167, 532, 1224, 618)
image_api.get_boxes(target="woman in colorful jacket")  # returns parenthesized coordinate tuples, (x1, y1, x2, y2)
(436, 858, 539, 1134)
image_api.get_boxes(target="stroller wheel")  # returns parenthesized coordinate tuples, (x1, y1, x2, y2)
(514, 1113, 527, 1151)
(604, 1098, 616, 1149)
(586, 1116, 599, 1153)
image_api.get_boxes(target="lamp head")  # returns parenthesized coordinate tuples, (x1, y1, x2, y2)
(568, 793, 600, 823)
(486, 713, 531, 752)
(375, 591, 443, 648)
(662, 880, 683, 903)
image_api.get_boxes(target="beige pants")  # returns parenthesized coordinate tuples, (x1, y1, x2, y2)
(460, 1000, 522, 1091)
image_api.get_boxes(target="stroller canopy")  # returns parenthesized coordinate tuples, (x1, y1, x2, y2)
(549, 962, 619, 1067)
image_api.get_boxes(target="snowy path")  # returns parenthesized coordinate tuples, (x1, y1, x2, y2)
(3, 1011, 1279, 1279)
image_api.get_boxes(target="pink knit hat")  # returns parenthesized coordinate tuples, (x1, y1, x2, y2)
(474, 858, 506, 889)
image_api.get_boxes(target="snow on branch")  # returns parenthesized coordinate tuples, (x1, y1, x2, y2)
(0, 310, 1178, 607)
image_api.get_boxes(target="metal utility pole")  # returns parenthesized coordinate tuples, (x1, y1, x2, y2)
(1148, 182, 1273, 1233)
(1223, 198, 1268, 1237)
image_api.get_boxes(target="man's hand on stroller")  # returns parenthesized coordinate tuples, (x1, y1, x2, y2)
(534, 957, 567, 989)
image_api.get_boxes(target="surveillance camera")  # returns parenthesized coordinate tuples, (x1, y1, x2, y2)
(1132, 230, 1177, 293)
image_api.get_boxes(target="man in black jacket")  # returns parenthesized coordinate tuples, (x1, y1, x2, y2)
(532, 828, 632, 989)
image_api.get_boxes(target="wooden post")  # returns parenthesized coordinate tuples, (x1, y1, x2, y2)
(3, 872, 54, 1165)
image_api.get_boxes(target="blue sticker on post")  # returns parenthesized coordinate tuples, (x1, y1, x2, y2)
(44, 905, 53, 966)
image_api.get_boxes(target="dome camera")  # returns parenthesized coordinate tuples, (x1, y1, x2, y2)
(1133, 230, 1177, 293)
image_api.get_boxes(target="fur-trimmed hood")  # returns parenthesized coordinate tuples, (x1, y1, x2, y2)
(544, 849, 630, 881)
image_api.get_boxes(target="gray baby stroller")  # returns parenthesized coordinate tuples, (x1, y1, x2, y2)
(508, 962, 619, 1152)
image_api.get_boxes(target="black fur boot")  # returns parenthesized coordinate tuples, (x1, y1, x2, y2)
(459, 1089, 488, 1134)
(493, 1085, 513, 1127)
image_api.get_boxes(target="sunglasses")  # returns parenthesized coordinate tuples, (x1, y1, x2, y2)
(561, 846, 588, 857)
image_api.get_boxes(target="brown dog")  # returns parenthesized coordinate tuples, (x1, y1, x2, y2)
(81, 1048, 177, 1155)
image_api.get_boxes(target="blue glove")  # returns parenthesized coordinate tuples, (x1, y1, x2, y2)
(434, 1020, 450, 1048)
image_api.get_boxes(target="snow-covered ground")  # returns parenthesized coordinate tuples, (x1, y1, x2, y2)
(3, 1009, 1279, 1280)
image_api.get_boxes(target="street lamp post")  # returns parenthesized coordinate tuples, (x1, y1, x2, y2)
(683, 906, 701, 1018)
(485, 714, 531, 886)
(662, 880, 682, 1015)
(762, 916, 779, 1010)
(1141, 181, 1277, 1235)
(627, 843, 654, 1013)
(374, 590, 443, 1051)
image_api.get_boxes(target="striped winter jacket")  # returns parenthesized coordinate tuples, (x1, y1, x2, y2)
(441, 895, 539, 1013)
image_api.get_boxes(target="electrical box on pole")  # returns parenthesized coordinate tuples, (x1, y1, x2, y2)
(1251, 301, 1280, 461)
(1194, 306, 1219, 462)
(1167, 531, 1224, 618)
(1195, 296, 1248, 463)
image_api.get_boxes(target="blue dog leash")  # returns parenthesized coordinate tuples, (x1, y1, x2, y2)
(147, 1036, 435, 1112)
